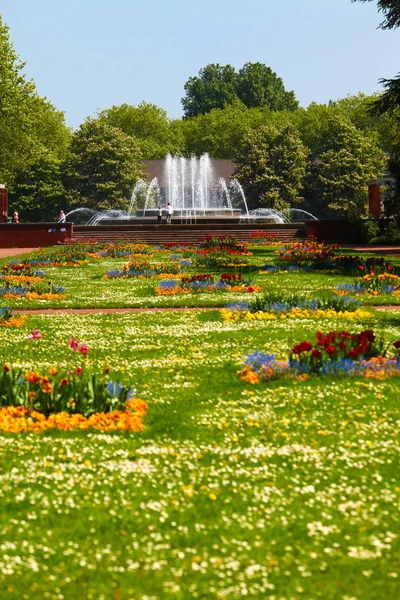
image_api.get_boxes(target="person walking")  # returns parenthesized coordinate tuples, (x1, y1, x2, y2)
(167, 202, 173, 224)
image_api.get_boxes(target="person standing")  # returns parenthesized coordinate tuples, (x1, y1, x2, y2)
(157, 205, 163, 224)
(58, 210, 66, 223)
(12, 211, 19, 223)
(2, 211, 8, 223)
(167, 202, 173, 224)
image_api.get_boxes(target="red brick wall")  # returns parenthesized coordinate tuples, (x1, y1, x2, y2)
(0, 223, 73, 248)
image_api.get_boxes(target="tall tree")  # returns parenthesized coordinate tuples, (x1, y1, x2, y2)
(300, 115, 386, 218)
(234, 123, 307, 211)
(11, 152, 65, 222)
(63, 119, 145, 211)
(98, 102, 182, 159)
(181, 62, 297, 118)
(0, 15, 70, 185)
(236, 62, 298, 112)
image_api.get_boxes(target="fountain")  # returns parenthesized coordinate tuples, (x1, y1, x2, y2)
(72, 153, 318, 225)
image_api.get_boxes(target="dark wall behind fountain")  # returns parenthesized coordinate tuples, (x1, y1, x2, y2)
(144, 160, 236, 186)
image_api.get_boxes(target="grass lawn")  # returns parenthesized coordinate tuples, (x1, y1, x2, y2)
(0, 243, 399, 599)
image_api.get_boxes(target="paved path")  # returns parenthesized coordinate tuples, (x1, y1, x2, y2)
(0, 248, 39, 258)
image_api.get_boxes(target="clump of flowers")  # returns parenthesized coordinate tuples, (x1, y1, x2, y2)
(275, 237, 339, 270)
(250, 231, 285, 245)
(335, 270, 400, 296)
(0, 307, 28, 328)
(0, 280, 67, 300)
(96, 241, 152, 258)
(0, 362, 138, 420)
(194, 249, 250, 270)
(0, 399, 147, 434)
(155, 273, 261, 295)
(222, 289, 364, 322)
(238, 329, 400, 383)
(273, 237, 396, 273)
(104, 259, 181, 279)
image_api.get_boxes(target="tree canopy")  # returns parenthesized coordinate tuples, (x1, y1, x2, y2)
(0, 15, 70, 186)
(234, 122, 307, 211)
(352, 0, 400, 30)
(63, 119, 145, 211)
(181, 62, 298, 118)
(98, 102, 182, 159)
(300, 115, 386, 219)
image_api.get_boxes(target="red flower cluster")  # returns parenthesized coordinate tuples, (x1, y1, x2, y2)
(220, 273, 242, 283)
(291, 329, 382, 367)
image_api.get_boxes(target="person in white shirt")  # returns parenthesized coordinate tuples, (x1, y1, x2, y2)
(167, 202, 173, 224)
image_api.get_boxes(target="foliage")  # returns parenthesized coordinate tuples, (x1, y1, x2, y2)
(62, 118, 145, 211)
(194, 249, 250, 270)
(182, 62, 298, 118)
(199, 234, 242, 251)
(300, 115, 386, 218)
(0, 15, 70, 185)
(352, 0, 400, 31)
(10, 152, 65, 221)
(234, 122, 307, 210)
(0, 363, 133, 416)
(98, 102, 183, 159)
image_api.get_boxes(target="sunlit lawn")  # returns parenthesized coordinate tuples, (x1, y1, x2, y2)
(0, 245, 399, 599)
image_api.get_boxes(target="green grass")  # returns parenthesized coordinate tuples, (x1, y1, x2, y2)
(0, 246, 399, 599)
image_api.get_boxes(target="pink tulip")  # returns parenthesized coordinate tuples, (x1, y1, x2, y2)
(29, 330, 42, 339)
(69, 338, 79, 350)
(79, 344, 89, 356)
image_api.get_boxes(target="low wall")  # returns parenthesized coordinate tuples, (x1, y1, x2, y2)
(0, 223, 73, 248)
(305, 220, 350, 243)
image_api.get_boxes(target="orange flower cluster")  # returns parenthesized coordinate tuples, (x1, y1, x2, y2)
(3, 275, 45, 284)
(25, 292, 69, 300)
(0, 316, 28, 328)
(0, 398, 147, 434)
(156, 286, 191, 296)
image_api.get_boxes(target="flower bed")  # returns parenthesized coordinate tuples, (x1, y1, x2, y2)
(193, 249, 250, 270)
(155, 273, 261, 296)
(0, 263, 68, 299)
(335, 271, 400, 296)
(0, 307, 27, 328)
(0, 399, 147, 433)
(239, 329, 400, 383)
(104, 259, 181, 279)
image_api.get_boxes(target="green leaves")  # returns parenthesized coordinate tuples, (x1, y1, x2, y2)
(63, 119, 145, 210)
(181, 62, 298, 118)
(234, 122, 307, 210)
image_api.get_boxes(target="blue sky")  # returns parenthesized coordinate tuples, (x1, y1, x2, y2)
(1, 0, 399, 129)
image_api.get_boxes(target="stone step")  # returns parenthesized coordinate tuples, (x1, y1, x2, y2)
(71, 225, 305, 244)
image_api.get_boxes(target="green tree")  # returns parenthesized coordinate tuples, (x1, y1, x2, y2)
(98, 102, 182, 159)
(329, 93, 397, 152)
(0, 15, 70, 185)
(236, 62, 298, 111)
(63, 119, 145, 211)
(234, 123, 307, 210)
(10, 152, 65, 221)
(181, 62, 297, 118)
(178, 101, 293, 158)
(352, 1, 400, 30)
(300, 115, 386, 218)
